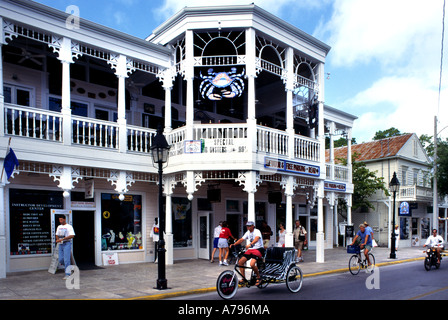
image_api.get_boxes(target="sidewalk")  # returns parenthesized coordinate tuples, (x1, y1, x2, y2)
(0, 246, 425, 300)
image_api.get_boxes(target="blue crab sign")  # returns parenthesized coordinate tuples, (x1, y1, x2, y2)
(199, 67, 245, 101)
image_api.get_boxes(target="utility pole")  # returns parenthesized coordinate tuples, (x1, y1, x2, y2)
(434, 116, 438, 231)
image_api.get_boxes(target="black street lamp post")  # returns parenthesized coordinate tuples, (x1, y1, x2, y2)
(389, 172, 400, 259)
(151, 125, 170, 290)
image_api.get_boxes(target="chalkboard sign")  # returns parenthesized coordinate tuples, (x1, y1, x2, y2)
(9, 189, 63, 255)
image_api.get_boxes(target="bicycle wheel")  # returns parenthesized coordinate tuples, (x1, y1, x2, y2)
(285, 265, 303, 293)
(348, 254, 361, 275)
(216, 270, 239, 299)
(367, 253, 375, 267)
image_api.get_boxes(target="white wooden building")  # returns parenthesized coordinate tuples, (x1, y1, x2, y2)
(0, 0, 355, 276)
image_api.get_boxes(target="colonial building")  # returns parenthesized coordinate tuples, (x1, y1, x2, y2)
(0, 0, 355, 277)
(329, 133, 434, 248)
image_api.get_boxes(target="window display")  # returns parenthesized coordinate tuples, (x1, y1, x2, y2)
(101, 193, 142, 251)
(172, 197, 192, 247)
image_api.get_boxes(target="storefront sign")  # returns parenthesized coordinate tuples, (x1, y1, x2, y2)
(264, 157, 320, 177)
(185, 138, 248, 154)
(102, 252, 119, 266)
(9, 189, 63, 255)
(399, 201, 411, 216)
(184, 140, 202, 153)
(324, 181, 346, 192)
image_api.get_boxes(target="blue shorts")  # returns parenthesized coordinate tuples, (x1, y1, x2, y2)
(213, 237, 219, 248)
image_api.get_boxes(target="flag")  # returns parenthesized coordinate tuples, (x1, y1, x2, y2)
(4, 147, 19, 180)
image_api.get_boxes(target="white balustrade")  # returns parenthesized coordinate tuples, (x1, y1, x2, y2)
(256, 125, 288, 156)
(4, 104, 322, 164)
(72, 116, 119, 149)
(4, 103, 63, 142)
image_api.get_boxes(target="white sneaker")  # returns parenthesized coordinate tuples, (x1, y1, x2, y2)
(219, 261, 223, 265)
(223, 260, 229, 266)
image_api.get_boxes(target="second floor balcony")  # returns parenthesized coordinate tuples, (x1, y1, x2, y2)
(3, 102, 326, 176)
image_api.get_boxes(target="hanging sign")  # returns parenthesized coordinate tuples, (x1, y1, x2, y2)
(264, 157, 320, 177)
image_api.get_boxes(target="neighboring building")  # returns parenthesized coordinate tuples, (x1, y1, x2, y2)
(328, 133, 434, 248)
(0, 0, 356, 277)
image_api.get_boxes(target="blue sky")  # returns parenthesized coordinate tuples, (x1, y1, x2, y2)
(33, 0, 448, 143)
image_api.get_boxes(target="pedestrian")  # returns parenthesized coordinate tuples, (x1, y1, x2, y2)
(211, 221, 222, 263)
(150, 218, 159, 263)
(55, 215, 75, 280)
(260, 220, 273, 248)
(218, 221, 235, 266)
(293, 220, 307, 262)
(395, 224, 400, 251)
(277, 222, 286, 247)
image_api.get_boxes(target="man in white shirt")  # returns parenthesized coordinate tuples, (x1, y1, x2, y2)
(230, 221, 264, 286)
(424, 229, 444, 263)
(55, 215, 75, 279)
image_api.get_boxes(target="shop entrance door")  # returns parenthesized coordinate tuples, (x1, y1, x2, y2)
(198, 212, 210, 260)
(72, 210, 95, 269)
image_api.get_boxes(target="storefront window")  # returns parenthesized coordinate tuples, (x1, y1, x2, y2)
(101, 193, 142, 251)
(9, 189, 63, 255)
(172, 197, 192, 248)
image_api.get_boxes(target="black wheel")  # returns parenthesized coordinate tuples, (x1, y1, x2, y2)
(424, 257, 431, 271)
(216, 270, 238, 299)
(367, 253, 375, 267)
(285, 265, 303, 293)
(349, 255, 361, 275)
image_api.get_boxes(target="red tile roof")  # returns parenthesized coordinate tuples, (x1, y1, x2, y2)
(326, 133, 413, 163)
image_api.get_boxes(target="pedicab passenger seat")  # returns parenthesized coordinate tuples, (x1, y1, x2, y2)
(262, 247, 296, 280)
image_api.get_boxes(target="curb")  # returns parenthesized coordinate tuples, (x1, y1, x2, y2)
(130, 256, 425, 300)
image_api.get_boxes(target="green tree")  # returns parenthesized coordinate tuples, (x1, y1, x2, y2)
(373, 127, 404, 140)
(418, 134, 448, 197)
(339, 153, 389, 210)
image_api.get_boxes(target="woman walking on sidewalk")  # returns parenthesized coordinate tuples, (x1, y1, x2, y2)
(218, 221, 235, 266)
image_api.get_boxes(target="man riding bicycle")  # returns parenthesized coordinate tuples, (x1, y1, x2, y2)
(423, 229, 444, 263)
(230, 221, 264, 286)
(350, 224, 373, 268)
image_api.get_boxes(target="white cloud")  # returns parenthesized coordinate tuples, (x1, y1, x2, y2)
(318, 0, 443, 69)
(316, 0, 448, 143)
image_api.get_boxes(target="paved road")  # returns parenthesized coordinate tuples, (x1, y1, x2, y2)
(171, 260, 448, 300)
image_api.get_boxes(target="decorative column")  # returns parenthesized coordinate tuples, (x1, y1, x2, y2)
(316, 62, 326, 263)
(53, 37, 76, 146)
(185, 30, 194, 140)
(285, 47, 295, 159)
(316, 180, 325, 263)
(237, 171, 261, 224)
(159, 67, 174, 132)
(282, 176, 297, 247)
(108, 54, 134, 153)
(245, 28, 257, 157)
(163, 175, 177, 265)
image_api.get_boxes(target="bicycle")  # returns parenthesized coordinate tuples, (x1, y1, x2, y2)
(347, 245, 375, 275)
(216, 246, 303, 299)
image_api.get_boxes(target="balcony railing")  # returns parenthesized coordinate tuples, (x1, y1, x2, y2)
(399, 185, 433, 200)
(4, 103, 321, 164)
(326, 163, 350, 182)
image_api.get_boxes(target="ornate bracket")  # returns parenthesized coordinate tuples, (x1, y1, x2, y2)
(49, 165, 82, 197)
(107, 170, 135, 199)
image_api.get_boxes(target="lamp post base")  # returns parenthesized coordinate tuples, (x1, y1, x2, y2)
(155, 278, 168, 290)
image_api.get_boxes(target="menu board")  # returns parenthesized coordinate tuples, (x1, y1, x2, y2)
(9, 189, 63, 255)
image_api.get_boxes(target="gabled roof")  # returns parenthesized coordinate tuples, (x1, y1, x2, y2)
(326, 133, 414, 163)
